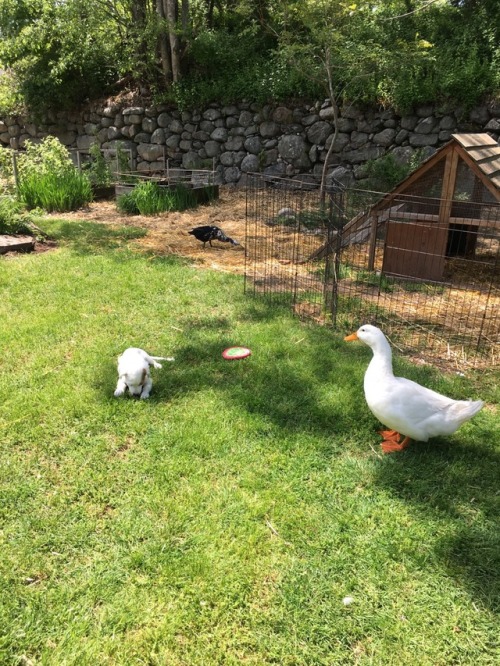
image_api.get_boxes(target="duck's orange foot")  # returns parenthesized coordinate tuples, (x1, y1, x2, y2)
(380, 435, 411, 454)
(379, 430, 401, 442)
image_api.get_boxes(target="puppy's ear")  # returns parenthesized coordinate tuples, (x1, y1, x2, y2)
(141, 368, 147, 383)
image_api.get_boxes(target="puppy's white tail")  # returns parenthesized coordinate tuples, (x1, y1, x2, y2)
(150, 356, 175, 362)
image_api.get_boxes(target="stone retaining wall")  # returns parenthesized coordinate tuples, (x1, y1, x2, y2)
(1, 99, 499, 187)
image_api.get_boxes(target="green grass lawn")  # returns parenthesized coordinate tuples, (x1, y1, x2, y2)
(1, 220, 498, 665)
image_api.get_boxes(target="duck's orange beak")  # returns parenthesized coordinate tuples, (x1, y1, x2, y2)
(344, 332, 358, 342)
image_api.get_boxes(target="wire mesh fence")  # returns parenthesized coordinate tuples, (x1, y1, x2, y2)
(245, 173, 500, 368)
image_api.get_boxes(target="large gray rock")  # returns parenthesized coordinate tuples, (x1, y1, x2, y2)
(137, 144, 164, 161)
(469, 106, 490, 125)
(302, 114, 320, 127)
(142, 117, 157, 133)
(220, 151, 235, 166)
(401, 115, 419, 131)
(134, 132, 152, 144)
(390, 146, 415, 166)
(241, 154, 260, 172)
(326, 132, 350, 152)
(409, 133, 439, 147)
(124, 114, 143, 125)
(169, 120, 183, 134)
(151, 128, 165, 144)
(166, 135, 180, 149)
(205, 140, 221, 157)
(239, 110, 254, 127)
(350, 131, 369, 148)
(57, 130, 77, 146)
(414, 117, 437, 134)
(485, 118, 500, 131)
(439, 115, 456, 130)
(157, 112, 172, 127)
(76, 135, 93, 150)
(244, 136, 262, 154)
(278, 134, 307, 160)
(342, 145, 385, 164)
(306, 121, 332, 145)
(203, 108, 221, 121)
(260, 121, 279, 138)
(123, 106, 144, 116)
(224, 166, 241, 183)
(273, 107, 294, 124)
(182, 151, 202, 168)
(373, 128, 396, 146)
(225, 136, 244, 151)
(211, 127, 228, 142)
(327, 166, 355, 189)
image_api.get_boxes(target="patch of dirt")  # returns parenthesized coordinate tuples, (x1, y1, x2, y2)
(47, 186, 250, 273)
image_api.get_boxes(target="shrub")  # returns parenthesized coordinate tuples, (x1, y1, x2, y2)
(116, 182, 198, 216)
(15, 137, 93, 212)
(0, 196, 33, 234)
(18, 171, 93, 212)
(364, 150, 425, 192)
(87, 142, 112, 187)
(17, 136, 75, 180)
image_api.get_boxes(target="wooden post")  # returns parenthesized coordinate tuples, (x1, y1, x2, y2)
(367, 213, 379, 271)
(439, 149, 459, 226)
(12, 151, 19, 193)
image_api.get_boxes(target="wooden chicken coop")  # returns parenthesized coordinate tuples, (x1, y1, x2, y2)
(345, 133, 500, 281)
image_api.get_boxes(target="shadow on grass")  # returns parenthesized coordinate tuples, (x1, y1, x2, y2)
(373, 440, 500, 612)
(146, 306, 373, 450)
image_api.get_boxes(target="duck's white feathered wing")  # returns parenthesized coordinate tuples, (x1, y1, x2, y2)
(364, 375, 484, 442)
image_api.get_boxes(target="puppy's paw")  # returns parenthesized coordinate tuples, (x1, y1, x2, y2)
(140, 393, 150, 400)
(114, 389, 125, 397)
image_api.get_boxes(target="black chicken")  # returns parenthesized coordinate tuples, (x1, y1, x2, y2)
(188, 225, 239, 248)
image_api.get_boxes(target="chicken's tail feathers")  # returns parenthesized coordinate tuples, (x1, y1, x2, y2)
(217, 231, 239, 245)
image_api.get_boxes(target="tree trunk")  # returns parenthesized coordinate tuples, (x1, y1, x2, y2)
(320, 49, 339, 207)
(164, 0, 181, 82)
(157, 0, 172, 83)
(131, 0, 149, 64)
(181, 0, 189, 32)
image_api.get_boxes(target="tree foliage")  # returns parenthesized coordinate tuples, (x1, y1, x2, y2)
(0, 0, 498, 115)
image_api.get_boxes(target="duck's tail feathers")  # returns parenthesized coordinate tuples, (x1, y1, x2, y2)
(451, 399, 484, 424)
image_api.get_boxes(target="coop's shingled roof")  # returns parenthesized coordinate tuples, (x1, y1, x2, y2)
(452, 133, 500, 191)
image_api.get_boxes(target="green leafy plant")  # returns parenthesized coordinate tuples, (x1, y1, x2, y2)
(116, 182, 198, 216)
(0, 196, 33, 234)
(87, 142, 112, 187)
(364, 150, 426, 192)
(16, 136, 75, 180)
(18, 171, 93, 212)
(16, 137, 93, 212)
(0, 147, 17, 194)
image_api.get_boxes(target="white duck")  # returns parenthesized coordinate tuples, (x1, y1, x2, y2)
(344, 325, 484, 453)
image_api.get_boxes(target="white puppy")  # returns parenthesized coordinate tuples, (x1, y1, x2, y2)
(114, 347, 174, 399)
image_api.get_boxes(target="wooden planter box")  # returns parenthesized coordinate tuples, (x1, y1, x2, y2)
(92, 185, 116, 201)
